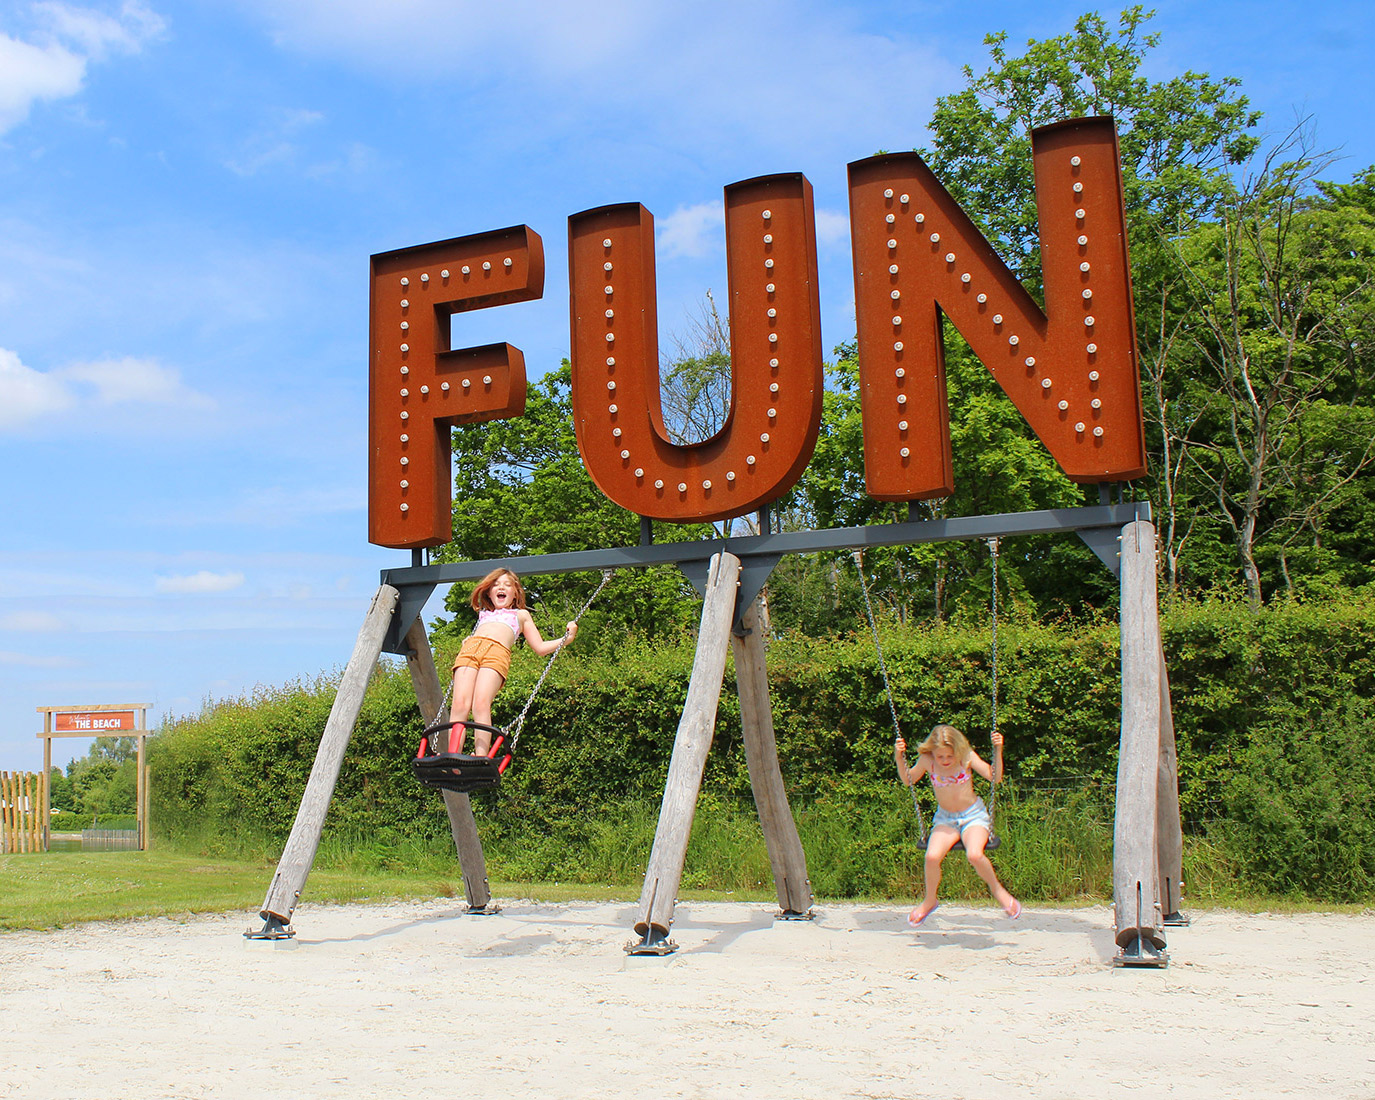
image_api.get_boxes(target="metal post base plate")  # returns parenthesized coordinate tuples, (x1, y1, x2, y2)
(244, 915, 295, 940)
(776, 908, 815, 921)
(1113, 933, 1168, 968)
(625, 928, 678, 955)
(1162, 910, 1191, 927)
(465, 902, 502, 916)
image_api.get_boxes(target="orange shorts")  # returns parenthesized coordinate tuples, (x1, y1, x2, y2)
(452, 635, 511, 681)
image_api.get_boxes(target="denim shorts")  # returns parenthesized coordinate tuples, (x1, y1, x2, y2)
(931, 796, 992, 838)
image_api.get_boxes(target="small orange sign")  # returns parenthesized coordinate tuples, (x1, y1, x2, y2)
(55, 711, 136, 732)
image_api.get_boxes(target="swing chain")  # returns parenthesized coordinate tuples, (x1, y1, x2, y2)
(988, 536, 999, 737)
(426, 667, 455, 733)
(852, 550, 931, 842)
(852, 550, 904, 744)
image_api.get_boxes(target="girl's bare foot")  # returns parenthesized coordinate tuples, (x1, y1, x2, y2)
(907, 902, 939, 927)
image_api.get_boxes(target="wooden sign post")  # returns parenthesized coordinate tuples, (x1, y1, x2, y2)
(36, 703, 150, 852)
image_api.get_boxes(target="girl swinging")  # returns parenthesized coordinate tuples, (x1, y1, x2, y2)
(449, 568, 576, 756)
(895, 723, 1021, 926)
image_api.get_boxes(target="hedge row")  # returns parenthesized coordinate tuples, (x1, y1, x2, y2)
(151, 594, 1375, 901)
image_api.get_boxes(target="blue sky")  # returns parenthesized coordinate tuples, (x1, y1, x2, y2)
(2, 0, 1372, 773)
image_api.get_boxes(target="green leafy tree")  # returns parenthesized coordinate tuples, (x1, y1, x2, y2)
(66, 741, 139, 816)
(1177, 130, 1375, 604)
(916, 6, 1263, 596)
(922, 6, 1259, 285)
(660, 290, 733, 447)
(47, 767, 74, 813)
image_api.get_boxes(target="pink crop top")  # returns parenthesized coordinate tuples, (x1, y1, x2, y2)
(477, 608, 520, 634)
(930, 768, 971, 788)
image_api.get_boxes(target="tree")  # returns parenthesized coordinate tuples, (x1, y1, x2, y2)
(1177, 129, 1375, 604)
(916, 6, 1264, 596)
(660, 290, 733, 446)
(48, 767, 74, 813)
(65, 740, 139, 816)
(788, 343, 1086, 626)
(921, 6, 1259, 286)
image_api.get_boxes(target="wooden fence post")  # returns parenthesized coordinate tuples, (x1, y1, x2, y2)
(1113, 520, 1168, 965)
(633, 552, 740, 945)
(402, 615, 494, 912)
(258, 584, 399, 928)
(2, 771, 11, 853)
(0, 771, 45, 854)
(732, 598, 812, 917)
(42, 734, 52, 851)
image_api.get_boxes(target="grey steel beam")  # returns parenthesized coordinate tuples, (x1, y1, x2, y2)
(378, 501, 1150, 653)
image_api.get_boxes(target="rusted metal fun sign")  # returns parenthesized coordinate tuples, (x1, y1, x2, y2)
(368, 117, 1146, 550)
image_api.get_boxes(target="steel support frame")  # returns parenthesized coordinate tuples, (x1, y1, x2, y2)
(378, 501, 1149, 653)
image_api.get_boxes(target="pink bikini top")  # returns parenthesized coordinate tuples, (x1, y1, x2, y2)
(930, 768, 971, 788)
(477, 608, 520, 634)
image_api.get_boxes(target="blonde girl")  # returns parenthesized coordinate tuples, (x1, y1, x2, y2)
(449, 569, 576, 756)
(894, 723, 1020, 926)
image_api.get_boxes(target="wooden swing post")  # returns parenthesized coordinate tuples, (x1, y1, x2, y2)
(401, 616, 495, 913)
(1113, 519, 1177, 965)
(632, 552, 741, 948)
(255, 584, 399, 934)
(732, 598, 813, 918)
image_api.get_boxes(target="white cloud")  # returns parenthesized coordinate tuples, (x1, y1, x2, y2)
(0, 34, 83, 134)
(0, 349, 214, 432)
(154, 571, 246, 594)
(0, 609, 67, 632)
(33, 1, 165, 60)
(148, 485, 364, 530)
(239, 0, 645, 77)
(233, 1, 953, 167)
(656, 201, 724, 260)
(63, 356, 212, 408)
(814, 208, 851, 249)
(0, 1, 165, 135)
(646, 200, 851, 268)
(0, 347, 74, 425)
(224, 106, 326, 177)
(0, 649, 75, 667)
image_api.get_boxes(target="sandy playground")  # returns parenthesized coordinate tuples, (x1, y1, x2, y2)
(1, 897, 1371, 1099)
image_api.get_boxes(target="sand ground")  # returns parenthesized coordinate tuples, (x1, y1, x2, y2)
(2, 898, 1371, 1099)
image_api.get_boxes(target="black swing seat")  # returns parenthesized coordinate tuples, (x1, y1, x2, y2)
(412, 721, 511, 794)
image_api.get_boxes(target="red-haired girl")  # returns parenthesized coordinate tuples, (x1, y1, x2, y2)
(449, 569, 576, 755)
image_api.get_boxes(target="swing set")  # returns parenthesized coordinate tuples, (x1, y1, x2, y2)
(251, 116, 1181, 965)
(854, 539, 1003, 852)
(248, 498, 1178, 968)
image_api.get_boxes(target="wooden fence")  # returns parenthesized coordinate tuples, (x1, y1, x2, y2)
(1, 770, 48, 854)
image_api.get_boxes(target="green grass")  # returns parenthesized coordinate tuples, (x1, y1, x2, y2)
(5, 783, 1368, 932)
(0, 844, 779, 932)
(0, 848, 440, 930)
(1, 837, 1362, 933)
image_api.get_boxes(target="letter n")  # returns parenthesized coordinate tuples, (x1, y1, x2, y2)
(568, 174, 824, 523)
(368, 227, 543, 549)
(847, 116, 1147, 500)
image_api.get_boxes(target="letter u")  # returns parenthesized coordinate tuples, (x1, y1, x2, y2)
(568, 174, 824, 523)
